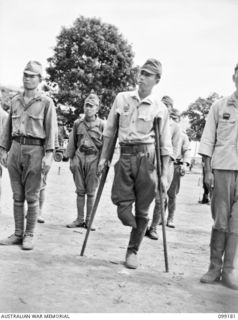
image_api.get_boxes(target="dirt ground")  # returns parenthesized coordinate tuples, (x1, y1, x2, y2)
(0, 151, 238, 314)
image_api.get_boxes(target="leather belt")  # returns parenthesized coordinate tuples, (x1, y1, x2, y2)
(120, 143, 154, 154)
(13, 136, 44, 146)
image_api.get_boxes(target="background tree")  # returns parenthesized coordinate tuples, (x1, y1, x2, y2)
(182, 92, 222, 141)
(46, 16, 138, 126)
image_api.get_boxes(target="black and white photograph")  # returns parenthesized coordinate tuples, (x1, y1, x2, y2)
(0, 0, 238, 317)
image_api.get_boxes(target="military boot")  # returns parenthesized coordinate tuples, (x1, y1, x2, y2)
(200, 228, 226, 283)
(0, 201, 24, 245)
(23, 201, 39, 250)
(125, 217, 149, 269)
(67, 195, 85, 228)
(222, 233, 238, 290)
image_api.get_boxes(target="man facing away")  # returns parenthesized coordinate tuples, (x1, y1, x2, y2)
(199, 62, 238, 290)
(98, 58, 172, 269)
(0, 60, 57, 250)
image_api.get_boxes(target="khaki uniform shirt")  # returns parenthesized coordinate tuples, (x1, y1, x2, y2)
(67, 117, 104, 159)
(199, 93, 238, 170)
(169, 119, 181, 160)
(0, 91, 57, 151)
(177, 131, 191, 164)
(103, 90, 172, 156)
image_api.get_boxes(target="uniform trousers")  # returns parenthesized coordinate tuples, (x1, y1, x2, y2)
(112, 146, 157, 221)
(211, 170, 238, 234)
(7, 141, 43, 202)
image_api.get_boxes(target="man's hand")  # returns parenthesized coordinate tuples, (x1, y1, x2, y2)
(0, 148, 8, 168)
(180, 164, 187, 176)
(42, 151, 53, 174)
(204, 170, 214, 191)
(97, 158, 107, 176)
(69, 158, 74, 171)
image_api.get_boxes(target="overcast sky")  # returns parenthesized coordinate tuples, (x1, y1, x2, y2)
(0, 0, 237, 111)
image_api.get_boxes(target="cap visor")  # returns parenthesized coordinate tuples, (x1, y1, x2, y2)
(141, 68, 156, 75)
(24, 71, 39, 75)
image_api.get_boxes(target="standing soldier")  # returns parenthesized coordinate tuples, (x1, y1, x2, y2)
(98, 58, 172, 269)
(146, 102, 181, 240)
(165, 127, 190, 228)
(0, 60, 57, 250)
(199, 63, 238, 290)
(0, 105, 8, 204)
(66, 93, 104, 230)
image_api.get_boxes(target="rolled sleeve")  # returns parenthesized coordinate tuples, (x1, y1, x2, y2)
(199, 103, 217, 157)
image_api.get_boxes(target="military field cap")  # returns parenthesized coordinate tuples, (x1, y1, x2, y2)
(24, 60, 43, 76)
(141, 58, 162, 76)
(170, 108, 180, 120)
(161, 95, 174, 108)
(84, 93, 100, 106)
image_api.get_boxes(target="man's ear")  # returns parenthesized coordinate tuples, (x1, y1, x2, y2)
(155, 75, 160, 84)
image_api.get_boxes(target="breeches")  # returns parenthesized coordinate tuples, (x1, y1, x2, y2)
(7, 141, 43, 202)
(111, 150, 157, 219)
(71, 154, 99, 196)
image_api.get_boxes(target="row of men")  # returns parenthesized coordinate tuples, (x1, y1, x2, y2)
(0, 58, 237, 292)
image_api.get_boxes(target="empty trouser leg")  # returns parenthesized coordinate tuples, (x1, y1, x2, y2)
(200, 228, 226, 283)
(117, 201, 137, 228)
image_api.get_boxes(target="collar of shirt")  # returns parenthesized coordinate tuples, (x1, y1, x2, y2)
(82, 116, 101, 129)
(129, 90, 154, 106)
(227, 92, 238, 108)
(16, 90, 42, 105)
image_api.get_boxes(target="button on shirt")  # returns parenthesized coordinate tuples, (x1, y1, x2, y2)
(0, 91, 57, 151)
(199, 93, 238, 170)
(103, 90, 172, 156)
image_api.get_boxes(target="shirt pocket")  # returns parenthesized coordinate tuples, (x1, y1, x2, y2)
(11, 114, 21, 132)
(217, 119, 236, 144)
(119, 110, 130, 128)
(26, 113, 44, 136)
(136, 110, 154, 134)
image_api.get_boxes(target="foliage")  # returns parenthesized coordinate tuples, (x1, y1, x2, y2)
(182, 92, 222, 141)
(46, 16, 138, 126)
